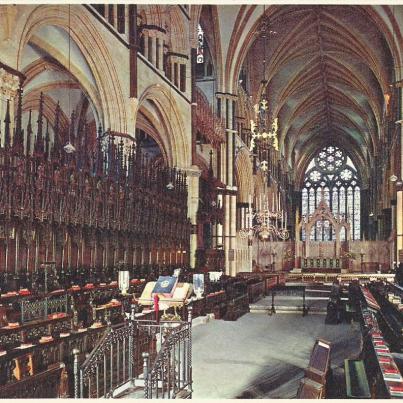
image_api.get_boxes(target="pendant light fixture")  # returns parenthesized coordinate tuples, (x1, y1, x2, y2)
(64, 4, 76, 154)
(249, 5, 279, 172)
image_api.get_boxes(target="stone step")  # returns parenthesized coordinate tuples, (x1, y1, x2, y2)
(114, 386, 144, 399)
(250, 305, 326, 314)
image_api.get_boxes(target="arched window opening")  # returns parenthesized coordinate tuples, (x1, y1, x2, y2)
(301, 146, 361, 241)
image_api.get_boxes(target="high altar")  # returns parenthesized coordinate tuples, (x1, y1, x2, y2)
(252, 196, 392, 274)
(295, 197, 351, 272)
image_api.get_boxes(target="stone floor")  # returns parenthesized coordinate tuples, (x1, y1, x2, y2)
(191, 312, 362, 399)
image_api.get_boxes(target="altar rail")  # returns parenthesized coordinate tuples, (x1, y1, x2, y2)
(267, 285, 307, 315)
(286, 272, 395, 284)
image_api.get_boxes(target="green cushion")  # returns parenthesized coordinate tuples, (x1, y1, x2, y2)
(345, 359, 371, 398)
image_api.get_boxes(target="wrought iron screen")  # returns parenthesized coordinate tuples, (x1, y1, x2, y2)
(21, 294, 69, 323)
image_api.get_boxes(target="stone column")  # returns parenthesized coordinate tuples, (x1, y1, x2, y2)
(143, 30, 149, 60)
(149, 34, 156, 65)
(397, 85, 403, 262)
(218, 93, 238, 276)
(398, 189, 403, 262)
(230, 188, 237, 276)
(124, 5, 129, 40)
(104, 5, 109, 22)
(335, 231, 340, 258)
(113, 4, 118, 30)
(0, 68, 20, 146)
(217, 194, 223, 247)
(224, 193, 230, 275)
(184, 166, 201, 269)
(157, 35, 165, 71)
(240, 206, 245, 229)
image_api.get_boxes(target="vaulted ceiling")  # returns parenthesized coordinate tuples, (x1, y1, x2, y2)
(243, 5, 398, 182)
(196, 4, 403, 186)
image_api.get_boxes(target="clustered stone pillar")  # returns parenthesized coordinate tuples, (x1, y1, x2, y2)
(141, 28, 166, 72)
(0, 67, 20, 146)
(167, 53, 188, 92)
(397, 85, 403, 263)
(185, 166, 201, 269)
(217, 93, 238, 276)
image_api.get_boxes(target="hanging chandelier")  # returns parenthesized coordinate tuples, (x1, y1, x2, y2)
(249, 97, 279, 157)
(249, 8, 279, 172)
(239, 192, 289, 241)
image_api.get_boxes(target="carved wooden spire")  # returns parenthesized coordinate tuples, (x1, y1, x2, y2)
(13, 86, 24, 154)
(96, 125, 104, 176)
(4, 99, 11, 149)
(45, 119, 50, 159)
(54, 102, 61, 147)
(26, 109, 32, 155)
(34, 92, 45, 155)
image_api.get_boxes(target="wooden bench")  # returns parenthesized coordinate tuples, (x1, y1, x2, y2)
(247, 281, 265, 303)
(223, 294, 249, 321)
(0, 362, 67, 398)
(344, 359, 371, 399)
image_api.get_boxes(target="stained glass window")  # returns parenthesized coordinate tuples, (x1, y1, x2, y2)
(301, 145, 361, 241)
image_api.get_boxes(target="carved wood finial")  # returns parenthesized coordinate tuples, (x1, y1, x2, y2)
(13, 86, 24, 153)
(26, 109, 32, 155)
(4, 99, 11, 149)
(34, 92, 45, 155)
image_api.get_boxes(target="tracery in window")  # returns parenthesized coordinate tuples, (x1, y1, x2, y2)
(301, 145, 361, 241)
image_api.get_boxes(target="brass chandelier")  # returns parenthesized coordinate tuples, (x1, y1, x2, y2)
(239, 207, 289, 242)
(239, 189, 289, 242)
(249, 7, 279, 173)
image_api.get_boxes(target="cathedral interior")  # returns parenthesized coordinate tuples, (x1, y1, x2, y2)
(0, 2, 402, 399)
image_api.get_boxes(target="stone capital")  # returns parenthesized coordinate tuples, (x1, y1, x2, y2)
(215, 92, 238, 101)
(182, 165, 202, 178)
(0, 68, 20, 99)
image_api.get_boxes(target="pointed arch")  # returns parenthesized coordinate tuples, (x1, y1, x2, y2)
(17, 5, 127, 134)
(135, 84, 190, 168)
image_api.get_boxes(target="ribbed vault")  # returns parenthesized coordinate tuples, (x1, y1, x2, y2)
(239, 5, 398, 185)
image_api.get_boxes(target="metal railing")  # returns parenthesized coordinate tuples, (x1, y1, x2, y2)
(267, 285, 307, 315)
(78, 321, 136, 398)
(76, 307, 193, 399)
(143, 312, 192, 399)
(21, 294, 69, 323)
